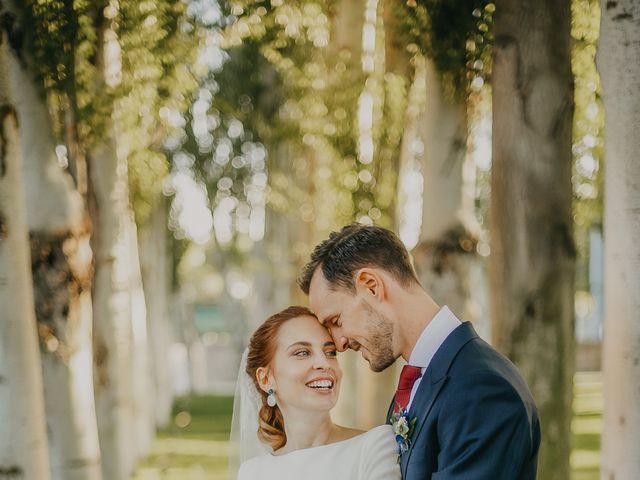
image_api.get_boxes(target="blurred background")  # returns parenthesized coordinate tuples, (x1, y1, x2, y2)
(1, 0, 638, 479)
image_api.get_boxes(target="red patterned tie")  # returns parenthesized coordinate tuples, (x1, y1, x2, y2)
(394, 365, 423, 413)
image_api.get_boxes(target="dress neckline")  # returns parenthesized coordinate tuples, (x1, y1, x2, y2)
(270, 424, 389, 458)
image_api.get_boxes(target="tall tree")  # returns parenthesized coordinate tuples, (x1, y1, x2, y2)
(0, 21, 50, 479)
(395, 0, 493, 325)
(10, 3, 103, 478)
(491, 1, 575, 478)
(412, 58, 480, 321)
(598, 1, 640, 478)
(87, 3, 151, 477)
(88, 0, 198, 471)
(138, 199, 174, 427)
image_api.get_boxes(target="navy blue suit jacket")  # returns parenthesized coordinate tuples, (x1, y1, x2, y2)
(387, 322, 540, 479)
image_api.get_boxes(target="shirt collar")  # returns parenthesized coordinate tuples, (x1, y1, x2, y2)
(408, 306, 462, 369)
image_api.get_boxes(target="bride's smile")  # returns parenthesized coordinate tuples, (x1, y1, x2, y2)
(305, 377, 335, 391)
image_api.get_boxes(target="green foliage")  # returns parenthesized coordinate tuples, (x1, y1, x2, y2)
(21, 0, 80, 93)
(163, 0, 409, 257)
(571, 0, 603, 290)
(18, 0, 106, 142)
(221, 0, 364, 233)
(396, 0, 494, 101)
(117, 0, 200, 223)
(213, 0, 406, 234)
(17, 0, 201, 224)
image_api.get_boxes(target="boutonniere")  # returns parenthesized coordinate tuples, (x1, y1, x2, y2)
(390, 408, 417, 462)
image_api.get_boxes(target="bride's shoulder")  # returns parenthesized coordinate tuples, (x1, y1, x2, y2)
(363, 424, 394, 443)
(358, 425, 396, 453)
(238, 454, 272, 477)
(335, 424, 394, 449)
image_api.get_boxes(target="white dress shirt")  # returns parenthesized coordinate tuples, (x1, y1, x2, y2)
(406, 306, 462, 410)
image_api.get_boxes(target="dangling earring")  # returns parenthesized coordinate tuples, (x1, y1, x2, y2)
(267, 388, 277, 407)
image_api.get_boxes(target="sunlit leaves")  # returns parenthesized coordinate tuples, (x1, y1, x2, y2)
(217, 0, 404, 233)
(117, 0, 200, 223)
(571, 0, 603, 290)
(396, 0, 494, 100)
(19, 0, 201, 225)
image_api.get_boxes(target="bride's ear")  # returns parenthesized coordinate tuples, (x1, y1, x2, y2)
(256, 366, 272, 392)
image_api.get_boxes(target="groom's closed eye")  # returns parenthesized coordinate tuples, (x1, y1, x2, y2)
(326, 316, 341, 328)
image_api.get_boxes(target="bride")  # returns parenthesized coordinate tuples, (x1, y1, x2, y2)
(230, 306, 400, 479)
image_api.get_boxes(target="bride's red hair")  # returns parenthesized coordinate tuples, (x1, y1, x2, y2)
(246, 305, 315, 451)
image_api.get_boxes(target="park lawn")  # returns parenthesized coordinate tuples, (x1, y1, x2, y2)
(132, 395, 234, 480)
(571, 371, 602, 480)
(133, 372, 602, 479)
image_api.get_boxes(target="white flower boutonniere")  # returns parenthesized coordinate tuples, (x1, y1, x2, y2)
(390, 409, 417, 462)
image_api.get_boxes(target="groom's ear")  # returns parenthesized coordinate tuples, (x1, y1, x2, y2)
(355, 268, 385, 301)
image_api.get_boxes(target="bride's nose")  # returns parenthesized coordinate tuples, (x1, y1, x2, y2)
(313, 352, 331, 369)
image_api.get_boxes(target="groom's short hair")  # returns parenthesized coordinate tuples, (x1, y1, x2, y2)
(298, 223, 420, 295)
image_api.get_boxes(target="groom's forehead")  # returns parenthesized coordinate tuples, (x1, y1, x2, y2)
(308, 270, 332, 307)
(309, 268, 352, 300)
(309, 267, 330, 293)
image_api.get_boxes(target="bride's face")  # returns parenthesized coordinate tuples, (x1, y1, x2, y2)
(261, 315, 342, 412)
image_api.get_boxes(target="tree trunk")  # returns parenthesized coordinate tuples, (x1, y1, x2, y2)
(9, 20, 102, 480)
(127, 213, 155, 459)
(88, 3, 155, 476)
(328, 0, 365, 62)
(0, 36, 51, 479)
(491, 1, 575, 479)
(396, 56, 426, 247)
(382, 0, 410, 79)
(597, 1, 640, 477)
(89, 132, 138, 480)
(412, 60, 481, 324)
(138, 199, 174, 427)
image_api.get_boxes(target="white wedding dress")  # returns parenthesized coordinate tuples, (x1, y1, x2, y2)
(237, 425, 400, 480)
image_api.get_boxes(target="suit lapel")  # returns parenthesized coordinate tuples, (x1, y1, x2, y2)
(400, 322, 479, 472)
(400, 372, 448, 474)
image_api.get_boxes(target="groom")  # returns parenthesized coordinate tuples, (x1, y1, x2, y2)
(299, 224, 540, 479)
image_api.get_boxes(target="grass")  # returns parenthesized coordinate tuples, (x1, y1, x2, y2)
(132, 395, 234, 480)
(571, 371, 602, 480)
(132, 373, 603, 479)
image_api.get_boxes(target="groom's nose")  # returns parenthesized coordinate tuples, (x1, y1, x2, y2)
(333, 333, 350, 352)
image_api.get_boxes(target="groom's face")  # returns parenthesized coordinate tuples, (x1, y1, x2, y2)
(309, 268, 397, 372)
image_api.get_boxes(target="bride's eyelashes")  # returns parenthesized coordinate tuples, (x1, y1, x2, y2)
(291, 348, 338, 358)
